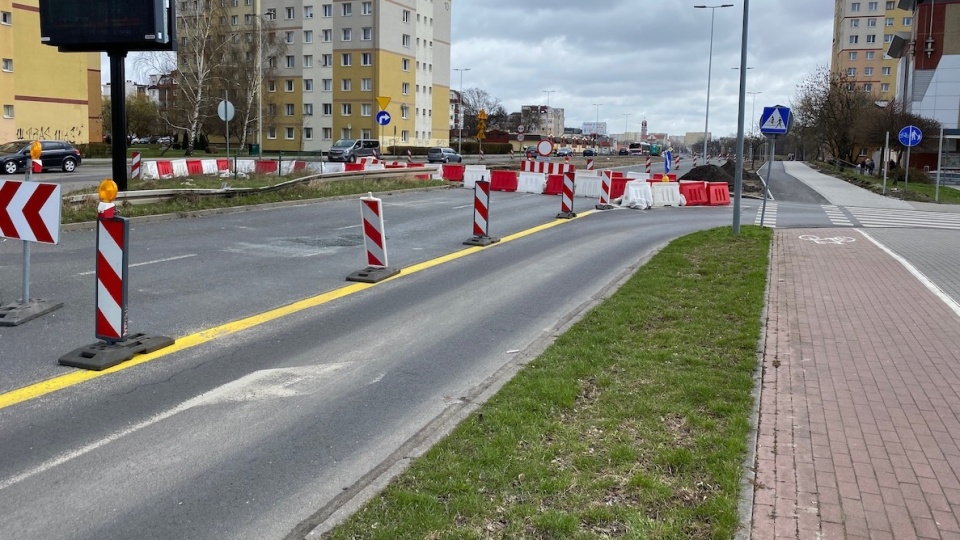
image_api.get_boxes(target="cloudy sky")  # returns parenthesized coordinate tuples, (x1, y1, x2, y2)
(450, 0, 835, 139)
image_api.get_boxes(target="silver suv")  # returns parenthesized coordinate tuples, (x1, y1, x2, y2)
(427, 147, 462, 163)
(327, 138, 381, 162)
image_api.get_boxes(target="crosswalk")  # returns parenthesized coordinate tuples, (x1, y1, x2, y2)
(839, 206, 960, 230)
(822, 205, 854, 227)
(754, 201, 777, 228)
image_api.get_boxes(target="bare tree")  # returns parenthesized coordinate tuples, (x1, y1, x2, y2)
(852, 99, 941, 164)
(793, 66, 874, 162)
(460, 88, 505, 134)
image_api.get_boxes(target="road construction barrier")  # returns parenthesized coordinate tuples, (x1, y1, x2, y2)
(345, 194, 400, 283)
(621, 180, 653, 209)
(544, 174, 565, 195)
(131, 152, 141, 179)
(406, 150, 413, 163)
(675, 155, 681, 170)
(156, 160, 174, 179)
(678, 181, 709, 206)
(171, 159, 189, 177)
(520, 161, 575, 175)
(489, 170, 518, 192)
(609, 175, 630, 200)
(463, 179, 500, 246)
(186, 159, 204, 175)
(626, 171, 651, 181)
(201, 160, 219, 175)
(648, 173, 677, 182)
(517, 172, 545, 194)
(556, 172, 576, 219)
(596, 170, 614, 210)
(693, 156, 698, 168)
(442, 164, 465, 181)
(463, 165, 488, 189)
(95, 208, 128, 341)
(586, 159, 594, 170)
(344, 162, 365, 172)
(645, 156, 651, 174)
(707, 182, 731, 205)
(256, 160, 279, 174)
(573, 171, 602, 199)
(650, 182, 683, 207)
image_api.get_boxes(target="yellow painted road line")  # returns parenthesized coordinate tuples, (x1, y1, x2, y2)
(0, 210, 595, 410)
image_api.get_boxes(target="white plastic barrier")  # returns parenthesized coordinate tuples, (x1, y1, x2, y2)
(462, 167, 488, 190)
(517, 172, 546, 194)
(201, 159, 219, 175)
(573, 171, 602, 199)
(626, 171, 651, 181)
(235, 159, 257, 174)
(140, 161, 159, 180)
(650, 182, 683, 207)
(171, 159, 189, 177)
(620, 180, 653, 209)
(303, 162, 345, 174)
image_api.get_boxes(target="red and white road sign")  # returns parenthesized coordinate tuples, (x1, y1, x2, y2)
(360, 195, 388, 268)
(0, 179, 62, 244)
(537, 140, 554, 157)
(96, 215, 129, 341)
(131, 152, 142, 179)
(32, 159, 42, 174)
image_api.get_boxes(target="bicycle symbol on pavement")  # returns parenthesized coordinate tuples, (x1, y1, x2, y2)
(799, 235, 856, 245)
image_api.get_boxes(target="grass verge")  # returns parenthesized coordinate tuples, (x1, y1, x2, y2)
(808, 161, 960, 204)
(61, 176, 449, 224)
(323, 226, 772, 539)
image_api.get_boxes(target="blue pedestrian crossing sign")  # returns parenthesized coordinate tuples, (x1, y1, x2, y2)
(898, 125, 922, 147)
(376, 110, 391, 126)
(759, 105, 791, 136)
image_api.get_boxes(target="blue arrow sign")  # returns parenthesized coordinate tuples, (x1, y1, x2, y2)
(898, 125, 922, 147)
(759, 106, 791, 136)
(376, 111, 391, 126)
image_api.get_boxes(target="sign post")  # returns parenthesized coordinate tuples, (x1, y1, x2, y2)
(758, 105, 792, 227)
(898, 125, 922, 195)
(218, 96, 235, 158)
(376, 96, 391, 158)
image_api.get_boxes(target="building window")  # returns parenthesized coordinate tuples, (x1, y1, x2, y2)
(885, 1, 894, 8)
(850, 19, 859, 28)
(304, 103, 314, 115)
(304, 127, 313, 140)
(400, 104, 409, 119)
(322, 78, 332, 91)
(267, 127, 277, 139)
(267, 104, 278, 117)
(864, 67, 874, 76)
(286, 55, 295, 68)
(402, 82, 409, 95)
(304, 5, 314, 18)
(903, 17, 912, 26)
(884, 34, 893, 43)
(851, 2, 861, 11)
(341, 79, 352, 91)
(1, 58, 11, 72)
(342, 28, 352, 41)
(402, 9, 410, 23)
(849, 35, 859, 44)
(285, 127, 295, 139)
(361, 78, 372, 91)
(265, 8, 276, 20)
(285, 79, 294, 91)
(322, 29, 332, 42)
(303, 55, 313, 67)
(303, 30, 313, 43)
(342, 2, 352, 16)
(0, 11, 11, 25)
(847, 67, 857, 76)
(863, 83, 873, 91)
(402, 34, 411, 48)
(322, 103, 333, 115)
(361, 1, 372, 15)
(401, 130, 409, 142)
(341, 103, 352, 115)
(322, 54, 332, 67)
(866, 18, 876, 27)
(285, 103, 295, 116)
(2, 105, 13, 118)
(885, 17, 893, 26)
(361, 52, 372, 66)
(361, 129, 372, 139)
(304, 79, 314, 91)
(868, 1, 877, 10)
(341, 128, 352, 139)
(268, 79, 277, 92)
(402, 58, 410, 71)
(848, 51, 858, 60)
(865, 51, 875, 59)
(322, 4, 332, 17)
(881, 83, 890, 92)
(361, 27, 372, 40)
(361, 103, 372, 116)
(341, 53, 352, 66)
(866, 34, 876, 43)
(322, 127, 332, 140)
(285, 7, 295, 19)
(881, 66, 891, 75)
(285, 31, 294, 44)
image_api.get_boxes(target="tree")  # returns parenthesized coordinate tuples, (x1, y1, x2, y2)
(126, 94, 160, 139)
(852, 99, 941, 165)
(460, 88, 505, 134)
(792, 66, 874, 163)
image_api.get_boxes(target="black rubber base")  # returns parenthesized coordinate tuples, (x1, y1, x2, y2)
(595, 204, 615, 210)
(346, 266, 401, 283)
(556, 211, 577, 219)
(0, 299, 64, 327)
(463, 235, 500, 246)
(58, 333, 175, 371)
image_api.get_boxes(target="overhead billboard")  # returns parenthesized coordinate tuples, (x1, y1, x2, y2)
(39, 0, 175, 52)
(582, 122, 607, 136)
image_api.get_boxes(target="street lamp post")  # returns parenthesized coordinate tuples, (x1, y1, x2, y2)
(694, 3, 733, 161)
(256, 2, 263, 158)
(593, 103, 601, 150)
(454, 68, 470, 155)
(622, 113, 631, 141)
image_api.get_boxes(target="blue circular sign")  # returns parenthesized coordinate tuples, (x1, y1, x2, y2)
(898, 125, 922, 147)
(376, 111, 391, 126)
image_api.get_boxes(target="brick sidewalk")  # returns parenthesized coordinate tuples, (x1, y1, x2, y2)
(751, 229, 960, 540)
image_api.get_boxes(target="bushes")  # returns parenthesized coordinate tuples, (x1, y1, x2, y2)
(76, 143, 111, 158)
(889, 167, 931, 184)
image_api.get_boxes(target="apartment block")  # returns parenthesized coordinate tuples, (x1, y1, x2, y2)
(0, 0, 102, 144)
(831, 0, 913, 101)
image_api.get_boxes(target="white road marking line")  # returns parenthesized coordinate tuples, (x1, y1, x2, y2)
(77, 254, 197, 276)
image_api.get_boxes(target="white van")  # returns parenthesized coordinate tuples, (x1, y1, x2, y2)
(327, 139, 381, 162)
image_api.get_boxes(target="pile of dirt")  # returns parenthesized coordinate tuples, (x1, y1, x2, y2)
(679, 164, 733, 183)
(678, 161, 765, 196)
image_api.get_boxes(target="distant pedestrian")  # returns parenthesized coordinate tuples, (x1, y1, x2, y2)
(856, 161, 863, 175)
(865, 158, 875, 176)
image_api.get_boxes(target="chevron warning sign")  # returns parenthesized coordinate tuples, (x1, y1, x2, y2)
(0, 179, 62, 244)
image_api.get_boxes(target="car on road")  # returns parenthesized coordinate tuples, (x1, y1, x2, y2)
(328, 138, 381, 162)
(0, 140, 82, 174)
(556, 147, 575, 157)
(582, 148, 596, 157)
(618, 148, 629, 156)
(427, 147, 462, 163)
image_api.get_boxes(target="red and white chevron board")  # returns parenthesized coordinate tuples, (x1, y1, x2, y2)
(360, 196, 388, 268)
(96, 216, 129, 341)
(131, 152, 141, 179)
(599, 170, 613, 206)
(0, 179, 62, 244)
(32, 158, 42, 174)
(520, 161, 574, 175)
(560, 172, 575, 214)
(585, 159, 594, 170)
(472, 179, 491, 237)
(645, 156, 651, 174)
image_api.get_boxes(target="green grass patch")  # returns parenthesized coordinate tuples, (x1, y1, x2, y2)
(61, 176, 448, 224)
(809, 161, 960, 204)
(323, 226, 772, 539)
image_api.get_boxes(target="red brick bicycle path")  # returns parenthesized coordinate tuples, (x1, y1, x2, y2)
(751, 229, 960, 540)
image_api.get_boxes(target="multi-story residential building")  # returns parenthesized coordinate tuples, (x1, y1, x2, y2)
(180, 0, 450, 153)
(521, 105, 564, 137)
(0, 0, 103, 143)
(831, 0, 913, 101)
(904, 0, 960, 131)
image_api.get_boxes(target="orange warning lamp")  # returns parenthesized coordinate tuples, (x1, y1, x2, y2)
(30, 141, 42, 160)
(98, 179, 118, 202)
(661, 174, 670, 182)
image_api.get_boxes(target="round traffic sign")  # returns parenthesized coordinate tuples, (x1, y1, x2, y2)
(376, 110, 391, 126)
(517, 125, 525, 133)
(898, 125, 922, 147)
(218, 100, 235, 122)
(517, 133, 525, 141)
(537, 140, 553, 157)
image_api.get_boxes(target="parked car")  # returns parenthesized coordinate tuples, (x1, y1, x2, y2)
(156, 136, 173, 145)
(327, 138, 381, 162)
(427, 147, 462, 163)
(0, 140, 82, 174)
(582, 148, 596, 157)
(556, 147, 575, 157)
(618, 148, 629, 156)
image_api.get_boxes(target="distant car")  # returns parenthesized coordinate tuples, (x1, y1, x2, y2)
(618, 148, 629, 156)
(556, 147, 575, 157)
(156, 136, 173, 145)
(0, 140, 82, 174)
(427, 147, 462, 163)
(582, 148, 596, 157)
(132, 137, 151, 144)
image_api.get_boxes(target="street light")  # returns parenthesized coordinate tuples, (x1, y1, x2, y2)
(256, 2, 263, 158)
(593, 103, 601, 150)
(454, 68, 470, 155)
(622, 113, 631, 139)
(542, 90, 555, 107)
(747, 91, 762, 135)
(694, 3, 733, 160)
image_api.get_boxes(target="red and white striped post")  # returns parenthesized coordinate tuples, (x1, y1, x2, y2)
(645, 156, 651, 174)
(509, 149, 515, 159)
(693, 155, 698, 168)
(130, 151, 141, 179)
(406, 149, 413, 163)
(556, 172, 576, 219)
(346, 193, 400, 283)
(596, 170, 614, 210)
(674, 155, 681, 170)
(463, 178, 500, 246)
(586, 158, 594, 171)
(479, 149, 485, 161)
(95, 202, 129, 343)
